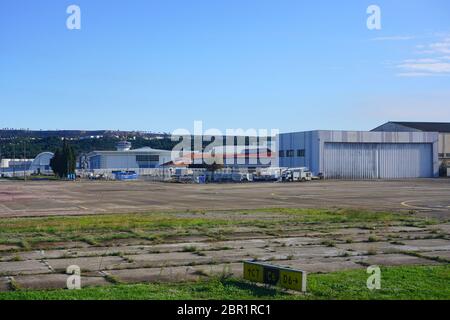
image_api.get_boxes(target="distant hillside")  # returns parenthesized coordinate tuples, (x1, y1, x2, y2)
(0, 129, 272, 159)
(0, 129, 168, 139)
(0, 129, 174, 158)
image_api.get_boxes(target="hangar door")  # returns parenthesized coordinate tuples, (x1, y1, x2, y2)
(323, 143, 433, 179)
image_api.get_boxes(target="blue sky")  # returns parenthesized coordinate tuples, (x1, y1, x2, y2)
(1, 0, 449, 133)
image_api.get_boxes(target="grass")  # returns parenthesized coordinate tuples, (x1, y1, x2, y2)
(0, 208, 429, 248)
(182, 246, 198, 253)
(0, 265, 448, 300)
(320, 240, 336, 247)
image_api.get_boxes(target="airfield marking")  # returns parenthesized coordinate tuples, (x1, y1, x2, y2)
(0, 204, 13, 212)
(401, 200, 450, 211)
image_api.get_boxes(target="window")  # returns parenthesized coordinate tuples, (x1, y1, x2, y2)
(297, 149, 305, 157)
(287, 150, 294, 157)
(136, 155, 159, 162)
(89, 155, 102, 169)
(438, 153, 444, 158)
(446, 153, 450, 158)
(279, 151, 285, 158)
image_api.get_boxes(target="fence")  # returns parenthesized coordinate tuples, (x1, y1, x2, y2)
(77, 167, 276, 183)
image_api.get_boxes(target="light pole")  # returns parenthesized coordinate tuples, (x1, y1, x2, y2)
(0, 146, 3, 177)
(12, 143, 16, 178)
(23, 140, 27, 181)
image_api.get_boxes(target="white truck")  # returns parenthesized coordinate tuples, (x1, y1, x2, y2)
(281, 167, 312, 182)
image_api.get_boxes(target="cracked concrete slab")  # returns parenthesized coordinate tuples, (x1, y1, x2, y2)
(106, 263, 243, 284)
(268, 258, 362, 273)
(419, 250, 450, 261)
(0, 277, 10, 291)
(430, 224, 450, 234)
(336, 242, 408, 254)
(394, 239, 450, 252)
(0, 260, 52, 275)
(46, 256, 128, 272)
(106, 266, 203, 283)
(13, 274, 109, 290)
(352, 253, 441, 266)
(124, 252, 211, 269)
(0, 245, 20, 252)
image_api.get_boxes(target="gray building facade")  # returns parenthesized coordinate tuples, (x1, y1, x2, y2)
(278, 130, 439, 179)
(372, 122, 450, 170)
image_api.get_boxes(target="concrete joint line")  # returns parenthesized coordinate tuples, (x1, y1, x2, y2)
(40, 259, 54, 272)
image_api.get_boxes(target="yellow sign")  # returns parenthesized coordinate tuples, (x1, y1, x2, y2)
(243, 261, 306, 292)
(243, 261, 264, 283)
(279, 269, 303, 291)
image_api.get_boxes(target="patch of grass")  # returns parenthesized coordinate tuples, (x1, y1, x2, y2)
(103, 274, 121, 285)
(182, 246, 198, 253)
(121, 256, 135, 263)
(338, 251, 351, 258)
(8, 278, 21, 291)
(10, 255, 23, 262)
(80, 236, 98, 246)
(321, 240, 336, 247)
(211, 246, 232, 251)
(19, 240, 31, 250)
(192, 269, 210, 277)
(1, 266, 448, 300)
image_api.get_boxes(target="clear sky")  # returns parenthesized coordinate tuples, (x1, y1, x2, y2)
(1, 0, 449, 133)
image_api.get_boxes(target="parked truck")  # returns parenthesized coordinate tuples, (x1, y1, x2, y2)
(281, 167, 312, 182)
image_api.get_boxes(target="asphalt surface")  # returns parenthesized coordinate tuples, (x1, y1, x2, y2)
(0, 179, 449, 219)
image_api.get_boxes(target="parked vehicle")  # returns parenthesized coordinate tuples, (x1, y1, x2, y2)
(113, 171, 138, 181)
(281, 167, 312, 182)
(311, 172, 324, 180)
(254, 167, 285, 182)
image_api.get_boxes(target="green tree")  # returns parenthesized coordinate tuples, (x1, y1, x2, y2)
(50, 149, 62, 177)
(50, 140, 76, 178)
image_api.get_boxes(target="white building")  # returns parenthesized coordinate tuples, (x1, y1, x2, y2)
(0, 159, 33, 171)
(86, 142, 172, 170)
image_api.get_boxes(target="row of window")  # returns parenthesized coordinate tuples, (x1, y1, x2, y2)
(438, 153, 450, 158)
(279, 149, 305, 158)
(136, 155, 159, 162)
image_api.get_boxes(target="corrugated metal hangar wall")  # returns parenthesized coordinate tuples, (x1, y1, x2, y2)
(278, 131, 439, 179)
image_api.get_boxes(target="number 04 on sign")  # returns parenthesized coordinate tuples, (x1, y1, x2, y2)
(243, 261, 307, 292)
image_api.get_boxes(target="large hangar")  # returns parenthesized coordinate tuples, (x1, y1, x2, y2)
(372, 121, 450, 175)
(278, 131, 439, 179)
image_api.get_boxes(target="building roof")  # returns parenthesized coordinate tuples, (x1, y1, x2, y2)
(87, 147, 172, 156)
(387, 122, 450, 133)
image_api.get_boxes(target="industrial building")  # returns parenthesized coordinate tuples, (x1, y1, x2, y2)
(278, 130, 439, 179)
(86, 142, 173, 170)
(0, 152, 53, 176)
(0, 159, 33, 172)
(372, 122, 450, 172)
(29, 152, 54, 174)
